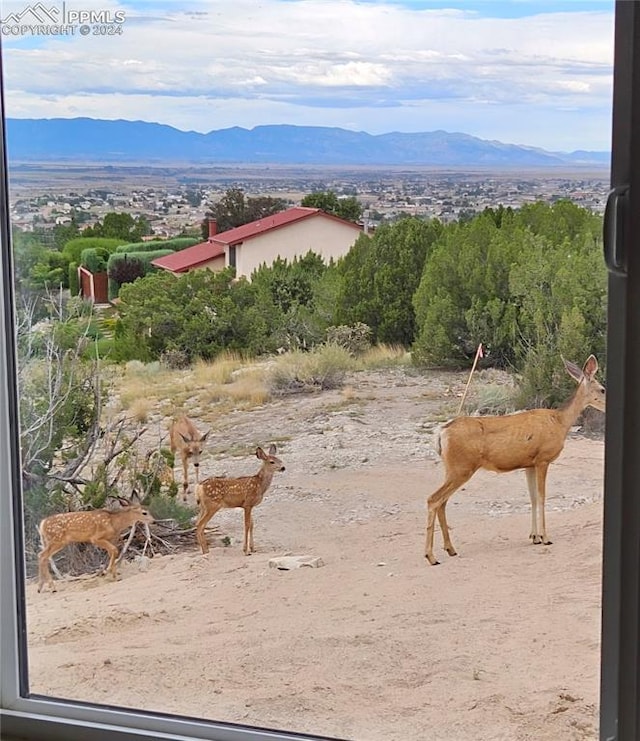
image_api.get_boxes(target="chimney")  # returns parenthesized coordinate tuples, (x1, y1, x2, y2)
(208, 218, 218, 239)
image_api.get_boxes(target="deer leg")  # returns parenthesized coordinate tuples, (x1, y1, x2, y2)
(243, 507, 254, 555)
(536, 464, 552, 545)
(94, 540, 120, 580)
(38, 543, 63, 593)
(181, 454, 190, 502)
(425, 473, 471, 565)
(195, 502, 222, 555)
(437, 499, 457, 557)
(525, 467, 541, 543)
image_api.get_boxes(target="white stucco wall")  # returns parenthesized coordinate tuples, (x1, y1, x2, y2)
(233, 215, 362, 279)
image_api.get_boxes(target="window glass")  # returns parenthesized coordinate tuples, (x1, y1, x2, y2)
(1, 2, 615, 740)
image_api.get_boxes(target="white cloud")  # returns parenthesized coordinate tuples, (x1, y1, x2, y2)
(0, 0, 615, 149)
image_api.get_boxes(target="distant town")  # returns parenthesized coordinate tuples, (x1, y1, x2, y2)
(7, 163, 610, 239)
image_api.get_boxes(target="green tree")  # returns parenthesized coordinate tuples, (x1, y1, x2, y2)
(52, 219, 80, 250)
(201, 188, 289, 236)
(251, 251, 333, 350)
(83, 212, 151, 241)
(336, 217, 442, 345)
(115, 268, 276, 361)
(301, 190, 363, 223)
(411, 202, 606, 404)
(413, 211, 523, 367)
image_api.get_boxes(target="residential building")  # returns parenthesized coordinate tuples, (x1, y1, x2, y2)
(150, 206, 363, 278)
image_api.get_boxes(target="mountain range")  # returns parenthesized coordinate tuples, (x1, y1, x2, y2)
(5, 117, 610, 168)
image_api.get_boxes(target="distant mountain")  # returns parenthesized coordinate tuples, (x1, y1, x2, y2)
(4, 118, 610, 168)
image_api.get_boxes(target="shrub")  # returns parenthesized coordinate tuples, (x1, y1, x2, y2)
(109, 255, 145, 286)
(159, 348, 190, 369)
(145, 493, 195, 529)
(80, 247, 110, 273)
(268, 344, 355, 394)
(62, 237, 126, 265)
(107, 250, 174, 299)
(326, 322, 372, 355)
(114, 237, 200, 253)
(68, 262, 79, 295)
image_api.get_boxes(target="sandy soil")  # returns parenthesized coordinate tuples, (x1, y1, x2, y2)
(25, 367, 605, 741)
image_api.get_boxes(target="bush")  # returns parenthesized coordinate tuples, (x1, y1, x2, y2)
(114, 237, 200, 253)
(107, 250, 173, 299)
(68, 261, 79, 295)
(159, 348, 191, 369)
(109, 255, 145, 285)
(145, 493, 195, 529)
(62, 237, 126, 265)
(80, 247, 110, 273)
(268, 344, 355, 394)
(326, 322, 372, 355)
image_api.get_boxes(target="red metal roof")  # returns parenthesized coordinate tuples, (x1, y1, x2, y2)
(212, 206, 322, 245)
(151, 239, 225, 273)
(152, 206, 362, 273)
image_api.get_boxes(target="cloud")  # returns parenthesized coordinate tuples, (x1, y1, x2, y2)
(0, 0, 614, 149)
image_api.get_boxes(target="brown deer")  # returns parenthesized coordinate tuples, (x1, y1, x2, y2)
(425, 355, 606, 565)
(168, 415, 210, 501)
(37, 492, 154, 592)
(195, 444, 285, 556)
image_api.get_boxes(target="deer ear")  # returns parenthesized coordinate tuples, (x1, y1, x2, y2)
(268, 443, 277, 455)
(582, 355, 598, 379)
(130, 490, 141, 505)
(200, 431, 210, 443)
(563, 358, 584, 383)
(180, 432, 191, 444)
(256, 447, 266, 460)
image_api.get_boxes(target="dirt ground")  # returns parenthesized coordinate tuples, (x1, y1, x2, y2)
(24, 367, 606, 741)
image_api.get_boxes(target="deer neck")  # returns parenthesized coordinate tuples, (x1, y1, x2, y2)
(556, 381, 589, 431)
(110, 510, 135, 532)
(255, 465, 275, 495)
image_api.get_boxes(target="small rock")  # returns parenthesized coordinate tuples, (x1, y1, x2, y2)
(269, 555, 325, 570)
(134, 555, 150, 572)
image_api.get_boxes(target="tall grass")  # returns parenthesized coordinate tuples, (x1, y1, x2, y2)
(193, 351, 245, 386)
(357, 344, 410, 369)
(114, 343, 408, 413)
(268, 344, 356, 394)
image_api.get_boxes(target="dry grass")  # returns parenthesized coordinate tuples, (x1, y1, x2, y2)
(357, 344, 410, 369)
(128, 397, 151, 424)
(220, 371, 270, 406)
(342, 385, 357, 401)
(113, 344, 409, 417)
(192, 352, 245, 386)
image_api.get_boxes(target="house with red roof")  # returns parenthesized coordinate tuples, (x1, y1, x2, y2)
(151, 207, 363, 279)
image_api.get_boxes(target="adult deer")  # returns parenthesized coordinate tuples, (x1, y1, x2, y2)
(195, 444, 285, 556)
(425, 355, 606, 566)
(37, 492, 154, 592)
(168, 415, 210, 501)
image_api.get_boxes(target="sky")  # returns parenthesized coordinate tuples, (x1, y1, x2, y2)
(0, 0, 616, 152)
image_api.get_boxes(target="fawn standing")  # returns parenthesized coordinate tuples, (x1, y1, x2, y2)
(425, 355, 606, 565)
(37, 492, 154, 592)
(169, 415, 210, 501)
(195, 444, 285, 556)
